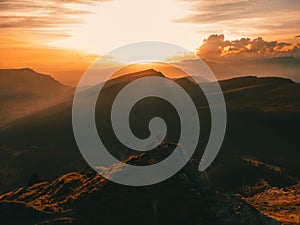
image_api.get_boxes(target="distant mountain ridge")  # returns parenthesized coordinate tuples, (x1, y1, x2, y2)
(220, 75, 300, 112)
(0, 68, 73, 127)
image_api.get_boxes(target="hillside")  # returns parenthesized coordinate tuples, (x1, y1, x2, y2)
(0, 144, 280, 225)
(0, 69, 299, 224)
(0, 68, 73, 127)
(220, 76, 300, 112)
(0, 70, 299, 193)
(245, 184, 300, 225)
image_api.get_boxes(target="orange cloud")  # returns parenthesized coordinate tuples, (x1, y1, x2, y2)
(0, 0, 109, 41)
(197, 34, 300, 61)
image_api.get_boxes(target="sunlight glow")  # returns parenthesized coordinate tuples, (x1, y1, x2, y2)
(50, 0, 200, 54)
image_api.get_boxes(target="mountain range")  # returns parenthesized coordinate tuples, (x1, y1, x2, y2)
(0, 68, 299, 224)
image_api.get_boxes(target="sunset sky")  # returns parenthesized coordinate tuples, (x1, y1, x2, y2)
(1, 0, 300, 85)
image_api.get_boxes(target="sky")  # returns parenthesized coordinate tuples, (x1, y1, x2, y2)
(1, 0, 300, 85)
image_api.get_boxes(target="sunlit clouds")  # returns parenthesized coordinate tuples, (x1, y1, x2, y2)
(0, 0, 106, 41)
(1, 0, 300, 52)
(197, 34, 300, 61)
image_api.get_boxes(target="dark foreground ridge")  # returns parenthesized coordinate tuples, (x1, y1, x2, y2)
(0, 143, 279, 225)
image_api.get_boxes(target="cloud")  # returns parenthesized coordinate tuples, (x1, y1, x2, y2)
(197, 34, 300, 60)
(0, 0, 108, 35)
(176, 0, 300, 38)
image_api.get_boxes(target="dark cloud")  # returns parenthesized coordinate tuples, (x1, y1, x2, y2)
(295, 35, 300, 38)
(176, 0, 300, 37)
(197, 34, 300, 60)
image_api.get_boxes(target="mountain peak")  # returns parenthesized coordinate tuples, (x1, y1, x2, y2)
(0, 68, 66, 86)
(104, 68, 166, 87)
(0, 68, 38, 74)
(0, 68, 73, 127)
(19, 68, 34, 72)
(121, 68, 165, 78)
(139, 68, 159, 74)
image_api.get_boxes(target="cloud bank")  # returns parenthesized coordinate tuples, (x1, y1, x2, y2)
(197, 34, 300, 60)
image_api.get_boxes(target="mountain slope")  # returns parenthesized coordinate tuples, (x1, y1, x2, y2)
(220, 76, 300, 112)
(0, 144, 280, 225)
(0, 70, 299, 193)
(0, 68, 73, 127)
(245, 184, 300, 225)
